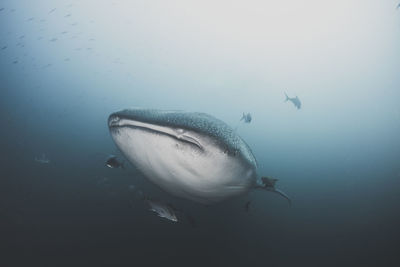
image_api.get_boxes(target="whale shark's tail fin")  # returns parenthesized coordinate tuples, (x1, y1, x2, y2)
(284, 92, 289, 102)
(257, 176, 291, 205)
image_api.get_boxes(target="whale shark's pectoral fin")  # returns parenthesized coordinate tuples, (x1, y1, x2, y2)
(258, 176, 292, 205)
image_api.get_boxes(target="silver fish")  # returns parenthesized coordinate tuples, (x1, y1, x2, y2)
(147, 199, 178, 222)
(284, 92, 301, 109)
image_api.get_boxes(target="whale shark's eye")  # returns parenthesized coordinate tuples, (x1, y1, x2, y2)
(176, 128, 184, 134)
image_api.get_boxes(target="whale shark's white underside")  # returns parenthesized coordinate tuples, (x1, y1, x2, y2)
(108, 108, 259, 204)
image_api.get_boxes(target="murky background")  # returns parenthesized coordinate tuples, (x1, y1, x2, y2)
(1, 1, 400, 266)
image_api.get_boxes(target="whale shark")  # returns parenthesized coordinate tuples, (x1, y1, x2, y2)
(108, 108, 290, 204)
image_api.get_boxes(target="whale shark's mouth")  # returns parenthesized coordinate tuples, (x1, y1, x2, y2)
(108, 114, 204, 150)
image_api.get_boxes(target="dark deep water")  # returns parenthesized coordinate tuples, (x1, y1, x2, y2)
(1, 1, 400, 266)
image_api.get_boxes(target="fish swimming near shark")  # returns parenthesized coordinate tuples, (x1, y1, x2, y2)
(105, 155, 124, 169)
(128, 185, 196, 225)
(240, 113, 252, 123)
(146, 198, 178, 222)
(108, 108, 290, 205)
(284, 92, 301, 109)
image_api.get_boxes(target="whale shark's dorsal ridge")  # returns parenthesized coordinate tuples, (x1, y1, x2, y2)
(109, 108, 257, 167)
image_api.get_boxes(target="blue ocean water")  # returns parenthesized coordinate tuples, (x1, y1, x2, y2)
(1, 1, 400, 266)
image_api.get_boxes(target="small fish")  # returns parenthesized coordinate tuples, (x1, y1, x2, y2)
(284, 92, 301, 109)
(61, 31, 68, 34)
(27, 17, 34, 21)
(12, 60, 18, 64)
(147, 199, 178, 222)
(240, 112, 252, 123)
(35, 153, 50, 164)
(49, 38, 57, 42)
(397, 3, 400, 9)
(1, 46, 6, 50)
(105, 155, 124, 169)
(0, 8, 4, 12)
(49, 8, 56, 14)
(65, 14, 71, 18)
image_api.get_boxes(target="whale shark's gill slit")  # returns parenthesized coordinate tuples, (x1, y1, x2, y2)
(119, 125, 204, 151)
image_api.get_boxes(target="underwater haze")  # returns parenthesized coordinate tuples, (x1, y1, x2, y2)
(1, 0, 400, 266)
